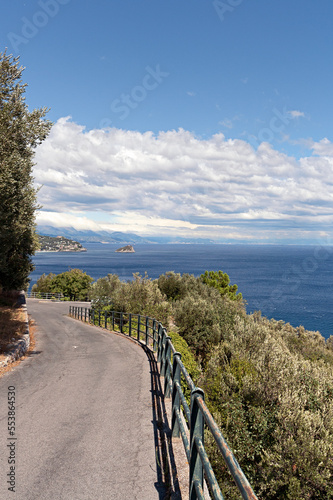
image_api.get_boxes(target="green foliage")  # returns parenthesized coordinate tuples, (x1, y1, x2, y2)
(168, 330, 201, 384)
(200, 270, 242, 300)
(31, 273, 56, 294)
(202, 314, 333, 499)
(89, 274, 122, 311)
(32, 269, 93, 300)
(173, 283, 244, 364)
(0, 51, 52, 290)
(50, 269, 93, 301)
(91, 272, 171, 325)
(157, 271, 188, 301)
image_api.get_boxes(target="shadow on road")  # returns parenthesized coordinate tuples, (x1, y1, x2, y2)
(143, 346, 182, 500)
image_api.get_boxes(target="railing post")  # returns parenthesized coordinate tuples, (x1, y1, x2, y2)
(120, 312, 123, 333)
(157, 324, 164, 362)
(84, 308, 87, 322)
(153, 319, 157, 352)
(92, 310, 95, 325)
(145, 316, 149, 346)
(172, 352, 182, 438)
(164, 337, 172, 398)
(129, 313, 132, 337)
(137, 315, 141, 341)
(104, 311, 108, 329)
(112, 311, 115, 330)
(190, 388, 205, 500)
(160, 328, 168, 376)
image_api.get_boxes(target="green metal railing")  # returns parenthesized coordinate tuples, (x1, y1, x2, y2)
(69, 306, 258, 500)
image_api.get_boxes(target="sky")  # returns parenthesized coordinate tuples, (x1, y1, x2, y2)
(1, 0, 333, 244)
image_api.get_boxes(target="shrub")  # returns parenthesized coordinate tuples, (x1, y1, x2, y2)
(200, 269, 242, 301)
(202, 314, 333, 499)
(157, 271, 188, 301)
(32, 269, 93, 300)
(92, 273, 171, 325)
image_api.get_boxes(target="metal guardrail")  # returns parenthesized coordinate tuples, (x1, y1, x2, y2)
(69, 306, 258, 500)
(27, 292, 64, 300)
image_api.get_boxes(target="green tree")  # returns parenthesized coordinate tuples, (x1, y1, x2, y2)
(89, 274, 122, 311)
(0, 51, 52, 290)
(31, 273, 56, 294)
(157, 271, 187, 301)
(50, 269, 94, 301)
(200, 270, 242, 301)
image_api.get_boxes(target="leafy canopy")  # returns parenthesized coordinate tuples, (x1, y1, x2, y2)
(200, 270, 242, 301)
(32, 269, 93, 301)
(0, 51, 52, 290)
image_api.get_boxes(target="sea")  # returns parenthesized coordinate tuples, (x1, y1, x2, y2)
(29, 243, 333, 340)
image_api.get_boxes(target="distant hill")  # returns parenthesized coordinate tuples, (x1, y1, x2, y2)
(37, 226, 152, 244)
(37, 235, 87, 252)
(37, 226, 215, 244)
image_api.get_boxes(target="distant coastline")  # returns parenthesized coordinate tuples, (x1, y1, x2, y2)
(37, 235, 87, 252)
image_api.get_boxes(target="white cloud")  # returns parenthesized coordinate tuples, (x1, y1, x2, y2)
(310, 137, 333, 156)
(33, 117, 333, 243)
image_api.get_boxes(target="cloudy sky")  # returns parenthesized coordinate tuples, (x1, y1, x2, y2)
(2, 1, 333, 244)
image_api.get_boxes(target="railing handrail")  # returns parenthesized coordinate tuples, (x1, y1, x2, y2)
(27, 291, 63, 299)
(69, 306, 258, 500)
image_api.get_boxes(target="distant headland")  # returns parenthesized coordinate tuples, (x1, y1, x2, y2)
(37, 235, 87, 252)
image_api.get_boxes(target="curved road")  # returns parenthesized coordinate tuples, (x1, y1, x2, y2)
(0, 300, 166, 500)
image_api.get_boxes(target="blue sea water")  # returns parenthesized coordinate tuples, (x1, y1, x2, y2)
(29, 244, 333, 339)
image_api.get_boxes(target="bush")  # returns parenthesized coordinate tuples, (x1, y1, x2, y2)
(32, 269, 93, 300)
(173, 283, 244, 365)
(200, 270, 242, 301)
(157, 271, 189, 301)
(89, 274, 122, 312)
(91, 272, 171, 325)
(202, 314, 333, 499)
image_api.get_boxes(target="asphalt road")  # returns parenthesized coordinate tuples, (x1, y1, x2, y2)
(0, 300, 166, 500)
